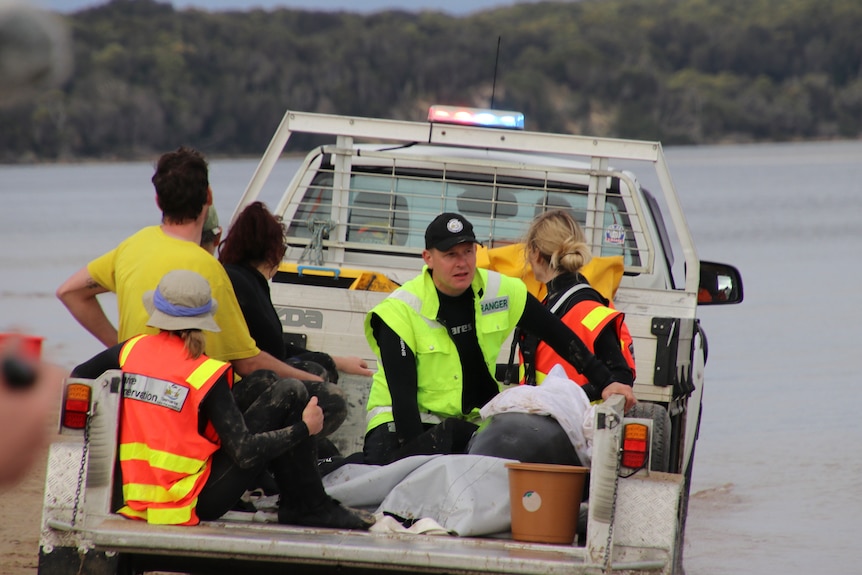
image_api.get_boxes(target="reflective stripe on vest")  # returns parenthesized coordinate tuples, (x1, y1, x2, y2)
(535, 300, 624, 385)
(118, 499, 197, 525)
(120, 442, 208, 476)
(119, 334, 147, 365)
(122, 470, 203, 504)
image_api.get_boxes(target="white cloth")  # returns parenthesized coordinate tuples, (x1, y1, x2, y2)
(479, 364, 595, 466)
(369, 513, 452, 536)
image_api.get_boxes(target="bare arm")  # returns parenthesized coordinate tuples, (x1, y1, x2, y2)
(56, 267, 117, 347)
(231, 349, 323, 382)
(332, 355, 373, 376)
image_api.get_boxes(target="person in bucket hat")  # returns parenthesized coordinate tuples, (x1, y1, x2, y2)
(70, 270, 374, 530)
(143, 269, 221, 333)
(361, 213, 630, 466)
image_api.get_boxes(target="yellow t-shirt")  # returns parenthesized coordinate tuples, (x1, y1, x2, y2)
(87, 225, 259, 362)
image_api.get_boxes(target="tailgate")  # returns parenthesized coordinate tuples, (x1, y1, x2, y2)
(85, 515, 593, 575)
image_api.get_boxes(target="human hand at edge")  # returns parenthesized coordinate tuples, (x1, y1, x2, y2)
(602, 382, 638, 413)
(333, 355, 373, 377)
(301, 395, 324, 436)
(0, 358, 66, 486)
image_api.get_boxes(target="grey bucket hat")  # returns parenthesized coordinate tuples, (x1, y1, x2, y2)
(143, 270, 220, 333)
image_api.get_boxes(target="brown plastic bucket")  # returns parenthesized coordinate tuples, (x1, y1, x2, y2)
(506, 462, 588, 544)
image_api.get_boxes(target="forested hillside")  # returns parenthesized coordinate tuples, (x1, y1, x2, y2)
(2, 0, 861, 161)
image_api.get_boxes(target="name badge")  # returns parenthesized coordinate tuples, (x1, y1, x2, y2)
(123, 373, 189, 412)
(481, 296, 509, 314)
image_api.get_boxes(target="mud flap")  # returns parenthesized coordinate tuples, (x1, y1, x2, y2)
(38, 547, 118, 575)
(651, 317, 695, 397)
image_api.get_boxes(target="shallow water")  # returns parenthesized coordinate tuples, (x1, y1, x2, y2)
(2, 139, 860, 574)
(664, 140, 862, 574)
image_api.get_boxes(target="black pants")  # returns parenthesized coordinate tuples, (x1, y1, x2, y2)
(363, 417, 479, 466)
(287, 351, 339, 385)
(196, 370, 345, 520)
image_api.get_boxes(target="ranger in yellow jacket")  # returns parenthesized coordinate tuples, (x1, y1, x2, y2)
(363, 213, 632, 465)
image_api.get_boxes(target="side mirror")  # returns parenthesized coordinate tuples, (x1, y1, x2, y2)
(697, 261, 743, 305)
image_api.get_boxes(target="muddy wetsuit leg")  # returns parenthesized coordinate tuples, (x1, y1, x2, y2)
(197, 373, 322, 520)
(279, 359, 348, 440)
(236, 369, 347, 438)
(301, 379, 347, 438)
(287, 352, 339, 384)
(234, 369, 347, 477)
(228, 367, 348, 470)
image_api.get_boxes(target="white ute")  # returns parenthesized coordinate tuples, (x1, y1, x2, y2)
(38, 106, 742, 575)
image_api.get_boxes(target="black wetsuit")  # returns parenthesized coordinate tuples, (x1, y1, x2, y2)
(72, 345, 330, 520)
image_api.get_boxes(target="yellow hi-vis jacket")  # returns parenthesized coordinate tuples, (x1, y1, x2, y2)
(118, 332, 231, 525)
(364, 267, 528, 433)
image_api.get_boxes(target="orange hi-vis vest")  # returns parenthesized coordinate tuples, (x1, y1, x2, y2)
(118, 332, 231, 525)
(531, 283, 636, 385)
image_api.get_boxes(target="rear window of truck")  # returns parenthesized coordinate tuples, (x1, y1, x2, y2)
(286, 167, 642, 267)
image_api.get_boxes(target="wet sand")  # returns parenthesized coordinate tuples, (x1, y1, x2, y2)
(0, 442, 51, 575)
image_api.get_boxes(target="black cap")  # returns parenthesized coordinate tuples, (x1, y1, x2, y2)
(424, 212, 478, 251)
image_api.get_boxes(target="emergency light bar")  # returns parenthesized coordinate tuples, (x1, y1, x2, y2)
(428, 105, 525, 130)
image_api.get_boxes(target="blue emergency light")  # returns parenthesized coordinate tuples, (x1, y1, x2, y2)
(428, 105, 525, 130)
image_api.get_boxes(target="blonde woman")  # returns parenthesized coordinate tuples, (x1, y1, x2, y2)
(520, 210, 637, 407)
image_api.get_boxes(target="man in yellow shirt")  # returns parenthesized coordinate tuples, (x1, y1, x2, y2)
(57, 146, 320, 382)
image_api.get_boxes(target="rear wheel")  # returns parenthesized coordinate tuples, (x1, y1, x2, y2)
(626, 402, 671, 472)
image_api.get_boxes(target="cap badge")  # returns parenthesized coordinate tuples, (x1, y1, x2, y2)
(447, 218, 463, 233)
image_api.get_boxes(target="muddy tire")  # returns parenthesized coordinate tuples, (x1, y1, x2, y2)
(627, 402, 671, 472)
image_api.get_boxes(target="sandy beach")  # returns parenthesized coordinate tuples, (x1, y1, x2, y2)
(1, 441, 52, 575)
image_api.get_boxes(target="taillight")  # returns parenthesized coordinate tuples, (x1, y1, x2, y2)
(62, 382, 91, 429)
(621, 423, 649, 469)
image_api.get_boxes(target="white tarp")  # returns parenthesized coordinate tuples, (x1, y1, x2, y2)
(323, 454, 515, 536)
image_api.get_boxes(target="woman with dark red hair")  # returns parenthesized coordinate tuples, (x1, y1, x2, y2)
(218, 202, 371, 385)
